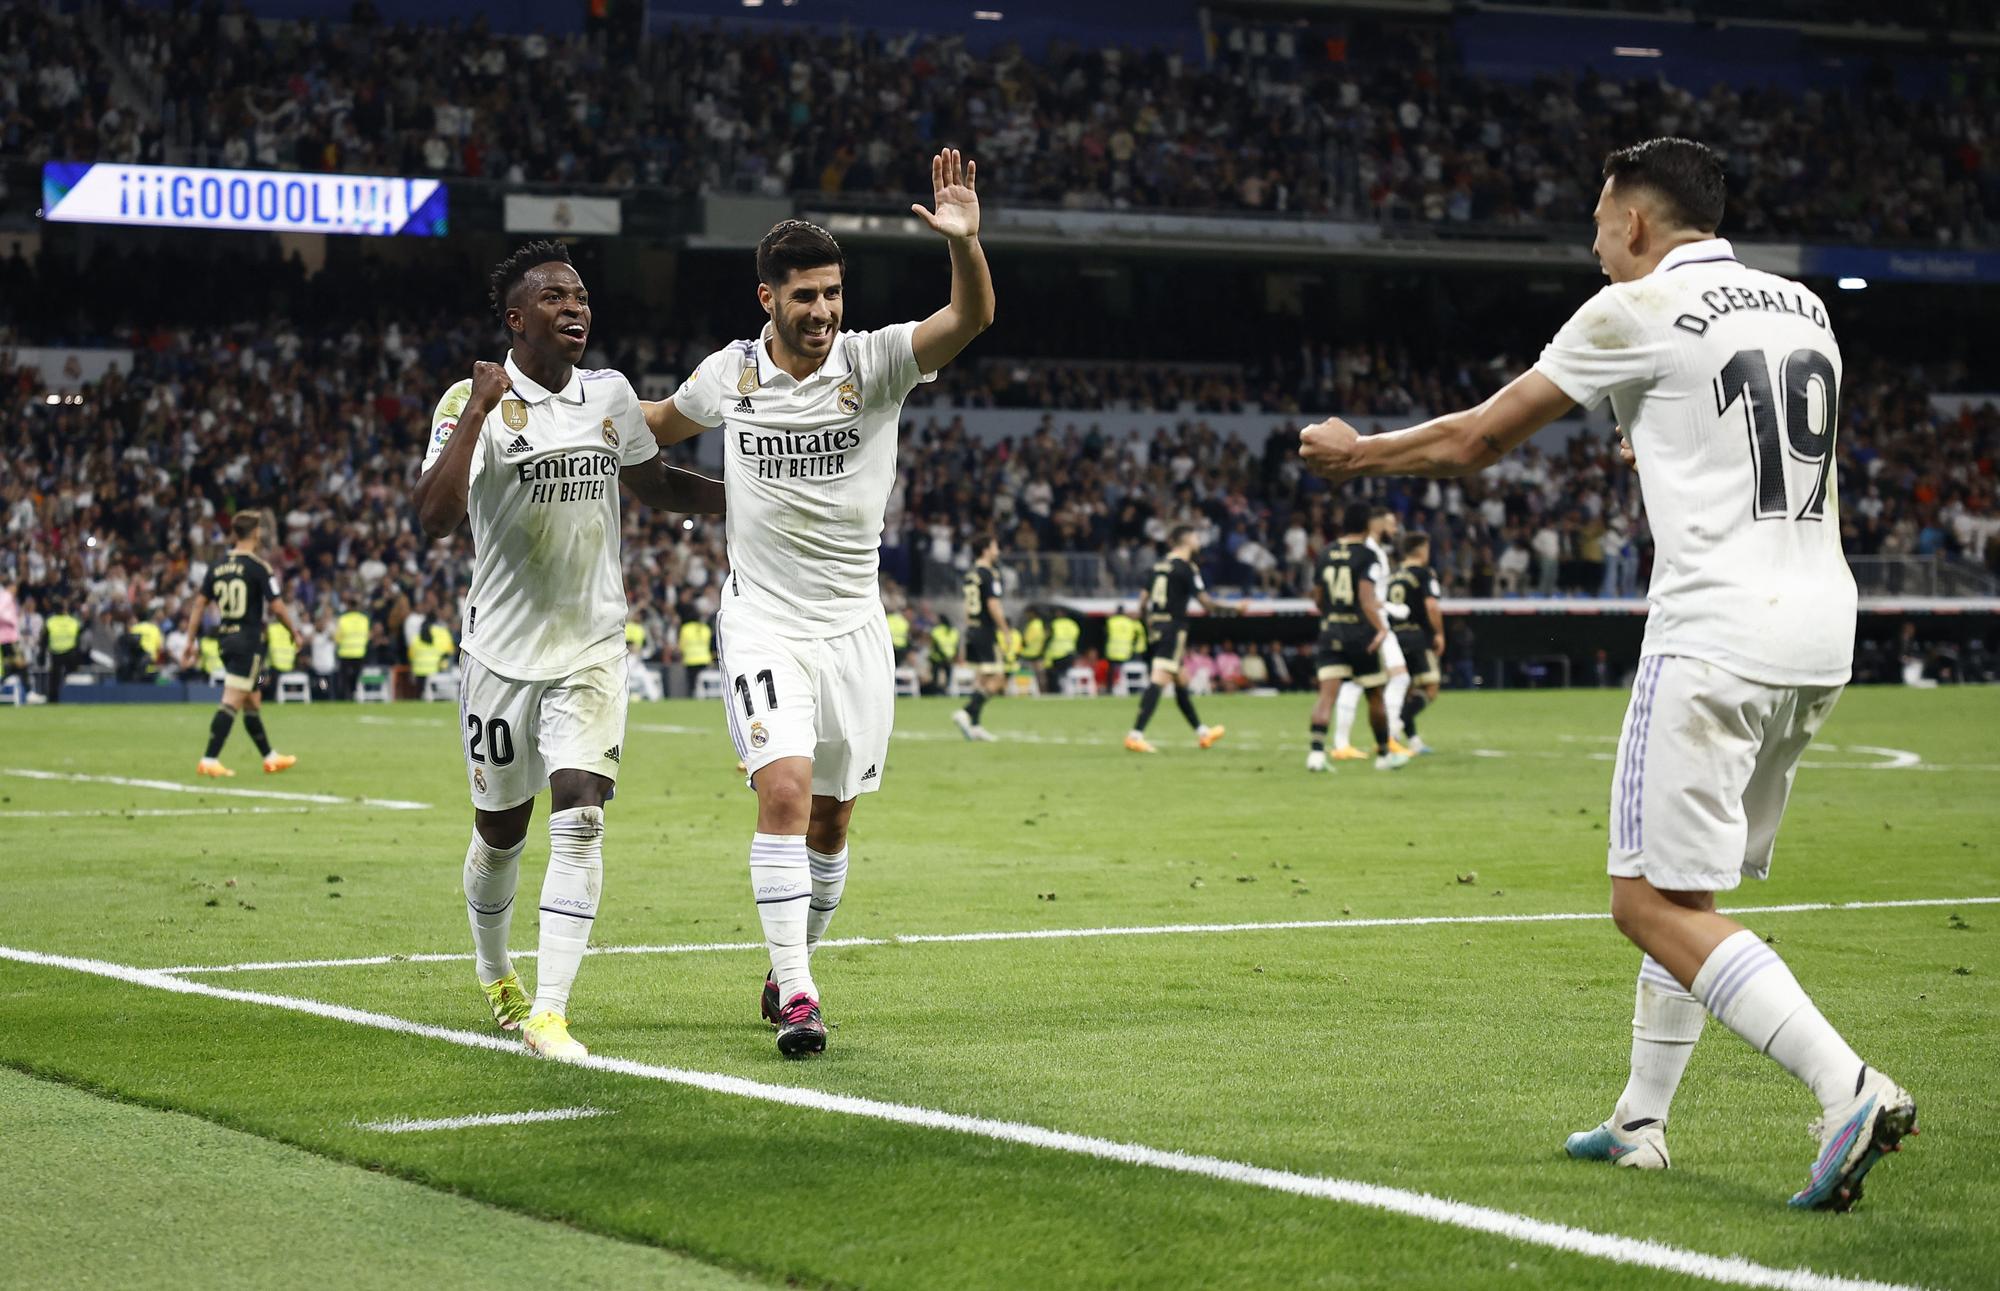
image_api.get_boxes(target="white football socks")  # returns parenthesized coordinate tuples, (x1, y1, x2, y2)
(1385, 671, 1411, 741)
(752, 832, 815, 1003)
(1692, 929, 1865, 1113)
(463, 830, 526, 985)
(1614, 956, 1705, 1128)
(533, 806, 603, 1018)
(1332, 682, 1360, 748)
(806, 844, 848, 955)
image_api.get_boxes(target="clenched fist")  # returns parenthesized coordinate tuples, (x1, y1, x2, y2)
(470, 359, 513, 408)
(1299, 417, 1363, 483)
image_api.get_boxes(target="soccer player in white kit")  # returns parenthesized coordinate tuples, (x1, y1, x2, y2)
(1329, 507, 1412, 760)
(413, 242, 724, 1062)
(642, 150, 995, 1057)
(1298, 139, 1915, 1209)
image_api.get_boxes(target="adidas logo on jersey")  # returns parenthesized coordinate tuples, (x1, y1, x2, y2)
(603, 744, 620, 764)
(860, 764, 878, 782)
(733, 396, 755, 414)
(502, 435, 536, 456)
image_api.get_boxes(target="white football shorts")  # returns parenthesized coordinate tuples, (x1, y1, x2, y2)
(457, 652, 627, 811)
(1607, 654, 1842, 892)
(1378, 628, 1407, 673)
(715, 606, 895, 801)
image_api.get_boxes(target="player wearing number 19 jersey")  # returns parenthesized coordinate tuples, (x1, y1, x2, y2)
(642, 151, 995, 1058)
(412, 241, 722, 1063)
(1298, 138, 1912, 1209)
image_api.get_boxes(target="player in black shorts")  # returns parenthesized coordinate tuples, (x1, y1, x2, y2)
(1387, 533, 1445, 755)
(1307, 503, 1406, 772)
(179, 511, 303, 777)
(1125, 524, 1232, 753)
(953, 532, 1011, 742)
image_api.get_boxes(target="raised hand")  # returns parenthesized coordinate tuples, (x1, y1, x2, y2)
(1299, 417, 1363, 483)
(911, 148, 980, 241)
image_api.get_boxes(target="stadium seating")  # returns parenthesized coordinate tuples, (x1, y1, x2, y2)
(16, 7, 1994, 245)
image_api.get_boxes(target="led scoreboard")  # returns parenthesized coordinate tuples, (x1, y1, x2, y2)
(42, 162, 448, 237)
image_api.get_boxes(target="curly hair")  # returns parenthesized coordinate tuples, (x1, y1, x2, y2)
(487, 240, 573, 323)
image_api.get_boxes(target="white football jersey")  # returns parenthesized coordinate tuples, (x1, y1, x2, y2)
(423, 352, 659, 681)
(675, 321, 933, 637)
(1365, 537, 1393, 597)
(1535, 238, 1854, 686)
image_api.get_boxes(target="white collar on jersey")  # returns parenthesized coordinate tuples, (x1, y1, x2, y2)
(503, 351, 585, 405)
(750, 321, 853, 387)
(1654, 237, 1740, 275)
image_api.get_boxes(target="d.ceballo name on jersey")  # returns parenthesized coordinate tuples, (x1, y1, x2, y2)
(1533, 238, 1854, 687)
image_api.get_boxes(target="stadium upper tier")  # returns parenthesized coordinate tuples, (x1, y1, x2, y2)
(2, 6, 1994, 247)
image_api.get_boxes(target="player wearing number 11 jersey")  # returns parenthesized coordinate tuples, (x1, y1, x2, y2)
(641, 150, 995, 1058)
(1299, 138, 1913, 1209)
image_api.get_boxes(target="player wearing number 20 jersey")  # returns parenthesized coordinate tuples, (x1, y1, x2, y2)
(412, 241, 723, 1064)
(1298, 139, 1911, 1209)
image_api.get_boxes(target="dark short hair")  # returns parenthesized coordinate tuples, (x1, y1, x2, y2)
(1340, 503, 1373, 535)
(1166, 524, 1196, 547)
(232, 512, 263, 540)
(488, 239, 573, 323)
(1603, 137, 1725, 233)
(1401, 533, 1432, 558)
(1369, 506, 1394, 522)
(757, 219, 844, 289)
(971, 531, 997, 556)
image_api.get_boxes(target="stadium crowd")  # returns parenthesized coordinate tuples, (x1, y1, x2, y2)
(3, 5, 1995, 245)
(2, 309, 1994, 698)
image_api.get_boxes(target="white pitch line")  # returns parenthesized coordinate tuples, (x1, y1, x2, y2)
(154, 895, 2000, 976)
(0, 768, 431, 811)
(357, 1106, 608, 1133)
(0, 806, 318, 819)
(633, 723, 1969, 770)
(0, 943, 1924, 1291)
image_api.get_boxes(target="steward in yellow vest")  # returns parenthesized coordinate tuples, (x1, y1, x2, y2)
(1020, 614, 1047, 662)
(928, 620, 960, 675)
(1104, 611, 1144, 664)
(408, 626, 442, 678)
(1046, 612, 1082, 667)
(678, 619, 714, 667)
(133, 619, 165, 665)
(335, 610, 370, 660)
(265, 621, 297, 672)
(46, 613, 81, 655)
(885, 610, 911, 652)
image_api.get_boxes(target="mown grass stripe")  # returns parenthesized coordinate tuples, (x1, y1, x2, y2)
(0, 942, 1927, 1291)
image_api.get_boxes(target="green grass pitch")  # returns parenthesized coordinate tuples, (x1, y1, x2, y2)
(1, 687, 1994, 1290)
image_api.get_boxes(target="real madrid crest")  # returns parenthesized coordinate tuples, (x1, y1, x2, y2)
(602, 417, 619, 449)
(837, 381, 861, 415)
(500, 399, 529, 431)
(749, 720, 769, 750)
(473, 766, 487, 793)
(737, 366, 760, 395)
